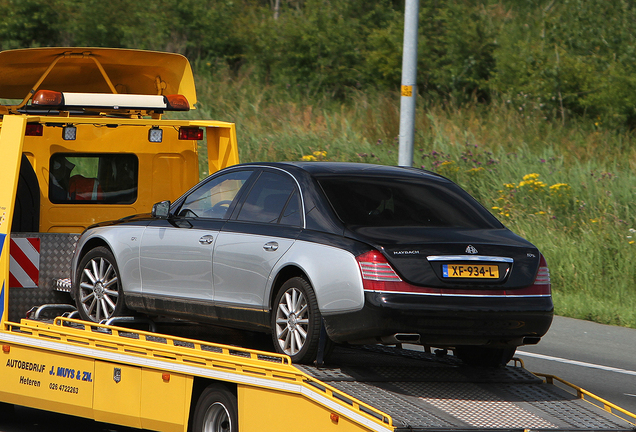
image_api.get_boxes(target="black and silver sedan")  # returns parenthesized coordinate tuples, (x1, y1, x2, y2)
(71, 162, 553, 365)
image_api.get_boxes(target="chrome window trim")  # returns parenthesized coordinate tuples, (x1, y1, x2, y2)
(427, 255, 514, 263)
(242, 165, 306, 229)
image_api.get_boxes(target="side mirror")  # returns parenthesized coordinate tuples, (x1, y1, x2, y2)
(152, 200, 171, 219)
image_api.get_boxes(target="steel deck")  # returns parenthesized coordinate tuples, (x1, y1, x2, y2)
(297, 345, 636, 431)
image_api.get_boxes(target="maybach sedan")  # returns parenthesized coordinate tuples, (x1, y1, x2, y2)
(71, 162, 553, 366)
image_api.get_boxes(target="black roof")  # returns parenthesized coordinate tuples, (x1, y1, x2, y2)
(239, 161, 448, 182)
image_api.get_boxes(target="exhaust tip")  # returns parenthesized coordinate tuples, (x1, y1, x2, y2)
(380, 333, 421, 344)
(523, 336, 541, 345)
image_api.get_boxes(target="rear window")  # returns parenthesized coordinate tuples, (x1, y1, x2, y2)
(49, 153, 138, 204)
(317, 175, 503, 229)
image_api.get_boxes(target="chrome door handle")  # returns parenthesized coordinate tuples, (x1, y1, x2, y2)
(199, 235, 214, 245)
(263, 241, 279, 251)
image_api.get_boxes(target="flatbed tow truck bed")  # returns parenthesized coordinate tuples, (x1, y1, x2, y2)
(299, 345, 635, 431)
(3, 314, 633, 432)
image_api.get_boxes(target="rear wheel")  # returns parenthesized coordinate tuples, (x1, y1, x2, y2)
(271, 277, 321, 364)
(454, 346, 516, 368)
(192, 384, 237, 432)
(74, 246, 128, 322)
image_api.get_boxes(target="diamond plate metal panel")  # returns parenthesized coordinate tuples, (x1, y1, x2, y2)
(8, 233, 78, 322)
(500, 383, 630, 430)
(394, 381, 558, 429)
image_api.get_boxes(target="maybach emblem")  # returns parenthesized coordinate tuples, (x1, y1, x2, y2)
(466, 245, 478, 254)
(113, 367, 121, 383)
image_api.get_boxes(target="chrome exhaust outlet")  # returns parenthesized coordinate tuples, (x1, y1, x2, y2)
(380, 333, 421, 344)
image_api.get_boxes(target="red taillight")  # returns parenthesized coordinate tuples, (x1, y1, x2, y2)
(32, 90, 63, 106)
(25, 123, 43, 136)
(356, 250, 440, 294)
(165, 94, 190, 111)
(179, 127, 204, 140)
(506, 254, 551, 296)
(535, 254, 551, 286)
(357, 250, 402, 282)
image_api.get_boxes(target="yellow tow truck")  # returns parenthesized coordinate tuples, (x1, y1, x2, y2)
(1, 47, 636, 432)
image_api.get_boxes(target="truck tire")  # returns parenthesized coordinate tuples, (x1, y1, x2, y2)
(192, 384, 238, 432)
(271, 276, 321, 364)
(454, 346, 516, 368)
(74, 246, 128, 322)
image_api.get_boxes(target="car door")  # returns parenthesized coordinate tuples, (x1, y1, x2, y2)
(139, 170, 254, 307)
(213, 169, 303, 316)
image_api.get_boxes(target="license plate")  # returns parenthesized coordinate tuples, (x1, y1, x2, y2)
(442, 264, 499, 279)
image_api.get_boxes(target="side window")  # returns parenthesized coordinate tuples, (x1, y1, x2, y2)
(179, 170, 253, 219)
(236, 171, 301, 225)
(280, 190, 302, 226)
(49, 153, 138, 204)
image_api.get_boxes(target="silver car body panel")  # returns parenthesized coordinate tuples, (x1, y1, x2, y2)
(267, 240, 364, 315)
(213, 231, 295, 310)
(71, 225, 145, 295)
(139, 226, 216, 301)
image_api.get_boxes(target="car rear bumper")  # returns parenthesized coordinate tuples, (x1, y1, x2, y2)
(323, 291, 554, 347)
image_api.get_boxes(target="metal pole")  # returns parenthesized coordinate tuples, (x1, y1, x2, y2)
(398, 0, 419, 167)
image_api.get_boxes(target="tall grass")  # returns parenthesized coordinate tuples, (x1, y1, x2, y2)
(182, 69, 636, 328)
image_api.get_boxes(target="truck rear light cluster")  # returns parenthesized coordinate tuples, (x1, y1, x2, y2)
(25, 123, 43, 136)
(178, 127, 204, 140)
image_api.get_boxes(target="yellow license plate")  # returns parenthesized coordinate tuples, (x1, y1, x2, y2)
(442, 264, 499, 279)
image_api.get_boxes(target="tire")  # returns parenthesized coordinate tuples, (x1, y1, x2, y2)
(192, 384, 238, 432)
(271, 277, 321, 364)
(454, 346, 516, 368)
(74, 246, 128, 322)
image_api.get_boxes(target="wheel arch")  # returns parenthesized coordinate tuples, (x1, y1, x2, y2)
(268, 265, 309, 312)
(188, 378, 238, 431)
(71, 236, 114, 296)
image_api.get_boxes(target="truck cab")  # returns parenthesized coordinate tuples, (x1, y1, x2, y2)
(1, 47, 239, 322)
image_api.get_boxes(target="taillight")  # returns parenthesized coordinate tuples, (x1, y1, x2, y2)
(535, 254, 551, 286)
(179, 127, 204, 140)
(356, 250, 440, 294)
(25, 123, 43, 136)
(357, 250, 402, 282)
(507, 254, 551, 296)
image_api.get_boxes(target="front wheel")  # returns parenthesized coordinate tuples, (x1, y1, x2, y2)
(74, 246, 128, 322)
(271, 277, 321, 364)
(192, 384, 238, 432)
(454, 346, 516, 368)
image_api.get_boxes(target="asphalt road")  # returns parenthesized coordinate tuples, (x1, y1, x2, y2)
(2, 316, 635, 430)
(517, 315, 636, 415)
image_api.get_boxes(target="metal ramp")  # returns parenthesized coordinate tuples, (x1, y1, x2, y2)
(297, 345, 636, 431)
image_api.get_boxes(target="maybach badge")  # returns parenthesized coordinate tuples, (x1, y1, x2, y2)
(113, 367, 121, 383)
(466, 245, 478, 254)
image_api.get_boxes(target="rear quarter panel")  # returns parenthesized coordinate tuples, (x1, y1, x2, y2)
(269, 240, 364, 314)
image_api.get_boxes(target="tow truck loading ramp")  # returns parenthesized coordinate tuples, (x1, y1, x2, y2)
(1, 317, 635, 432)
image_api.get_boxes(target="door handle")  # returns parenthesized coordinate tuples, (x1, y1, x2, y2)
(263, 241, 279, 251)
(199, 235, 214, 245)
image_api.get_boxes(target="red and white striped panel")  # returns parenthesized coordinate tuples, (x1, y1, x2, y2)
(9, 237, 40, 288)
